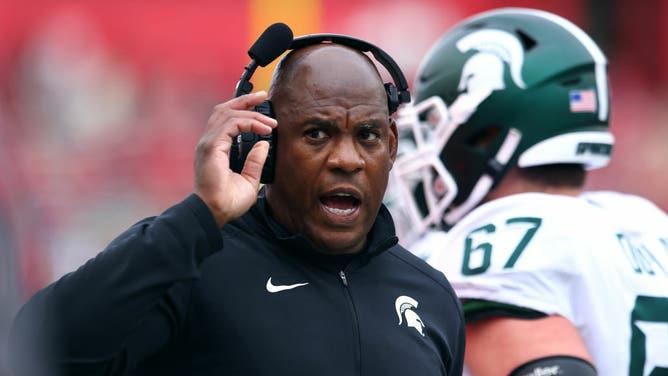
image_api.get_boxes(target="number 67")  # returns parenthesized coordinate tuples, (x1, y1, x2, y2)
(462, 217, 542, 276)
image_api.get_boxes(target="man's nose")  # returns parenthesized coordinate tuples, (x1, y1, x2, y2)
(326, 137, 365, 172)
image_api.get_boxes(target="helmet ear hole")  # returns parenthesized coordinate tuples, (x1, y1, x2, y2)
(467, 126, 502, 149)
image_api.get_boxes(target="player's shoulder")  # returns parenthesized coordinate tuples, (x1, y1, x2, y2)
(452, 193, 598, 234)
(428, 193, 612, 270)
(403, 230, 450, 261)
(581, 191, 668, 220)
(388, 244, 459, 293)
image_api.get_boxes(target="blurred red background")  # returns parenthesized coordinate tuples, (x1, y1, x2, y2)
(1, 1, 666, 373)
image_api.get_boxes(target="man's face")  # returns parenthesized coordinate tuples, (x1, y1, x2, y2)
(266, 46, 397, 254)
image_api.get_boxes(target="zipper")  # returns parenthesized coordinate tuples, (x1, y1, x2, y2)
(339, 270, 348, 286)
(338, 269, 360, 374)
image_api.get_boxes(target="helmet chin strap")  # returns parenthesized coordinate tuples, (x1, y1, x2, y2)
(444, 128, 522, 226)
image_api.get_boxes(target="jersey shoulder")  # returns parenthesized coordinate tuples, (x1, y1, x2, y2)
(441, 193, 608, 253)
(580, 190, 668, 231)
(388, 245, 461, 297)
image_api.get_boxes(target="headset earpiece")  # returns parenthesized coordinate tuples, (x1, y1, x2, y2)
(385, 83, 400, 114)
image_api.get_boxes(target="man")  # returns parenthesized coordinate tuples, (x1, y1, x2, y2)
(387, 7, 668, 376)
(9, 39, 465, 375)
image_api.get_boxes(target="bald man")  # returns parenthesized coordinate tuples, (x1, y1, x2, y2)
(10, 42, 465, 376)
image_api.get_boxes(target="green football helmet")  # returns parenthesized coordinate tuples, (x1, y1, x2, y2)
(387, 7, 614, 242)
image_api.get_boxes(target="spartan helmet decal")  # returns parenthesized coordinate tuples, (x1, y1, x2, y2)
(395, 295, 425, 336)
(449, 29, 527, 127)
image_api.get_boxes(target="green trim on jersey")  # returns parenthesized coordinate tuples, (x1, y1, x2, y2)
(462, 299, 547, 323)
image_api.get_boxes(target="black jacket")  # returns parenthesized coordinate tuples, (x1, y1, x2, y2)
(10, 193, 465, 375)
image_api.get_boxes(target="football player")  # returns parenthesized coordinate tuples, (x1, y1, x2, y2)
(388, 7, 668, 376)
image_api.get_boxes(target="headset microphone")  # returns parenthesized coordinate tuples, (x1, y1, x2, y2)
(234, 23, 294, 97)
(230, 23, 293, 183)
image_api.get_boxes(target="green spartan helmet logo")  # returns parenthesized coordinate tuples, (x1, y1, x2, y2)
(448, 28, 527, 127)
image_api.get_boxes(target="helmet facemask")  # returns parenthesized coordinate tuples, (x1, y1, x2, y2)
(386, 96, 458, 243)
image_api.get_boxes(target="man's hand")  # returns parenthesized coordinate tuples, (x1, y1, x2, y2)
(194, 91, 277, 226)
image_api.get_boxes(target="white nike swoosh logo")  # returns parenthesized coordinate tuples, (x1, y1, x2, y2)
(266, 277, 309, 293)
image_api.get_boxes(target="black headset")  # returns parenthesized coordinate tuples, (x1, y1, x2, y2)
(230, 33, 411, 183)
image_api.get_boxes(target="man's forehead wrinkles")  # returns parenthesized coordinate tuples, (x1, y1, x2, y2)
(295, 106, 386, 124)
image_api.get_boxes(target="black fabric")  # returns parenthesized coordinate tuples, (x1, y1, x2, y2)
(462, 299, 548, 323)
(9, 192, 465, 376)
(509, 355, 597, 376)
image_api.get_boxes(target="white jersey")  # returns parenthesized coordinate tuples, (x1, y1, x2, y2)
(422, 191, 668, 376)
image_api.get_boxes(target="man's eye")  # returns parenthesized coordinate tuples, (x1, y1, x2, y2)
(305, 129, 327, 140)
(360, 128, 380, 141)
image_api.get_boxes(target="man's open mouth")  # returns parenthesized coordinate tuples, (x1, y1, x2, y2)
(320, 193, 361, 216)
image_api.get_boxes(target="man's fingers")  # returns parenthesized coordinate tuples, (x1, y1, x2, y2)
(214, 91, 269, 112)
(223, 115, 276, 136)
(198, 92, 277, 177)
(207, 93, 277, 136)
(241, 140, 270, 183)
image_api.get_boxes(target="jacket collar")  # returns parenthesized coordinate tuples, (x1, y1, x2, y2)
(247, 188, 399, 271)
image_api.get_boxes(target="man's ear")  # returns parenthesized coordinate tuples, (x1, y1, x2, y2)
(389, 118, 398, 164)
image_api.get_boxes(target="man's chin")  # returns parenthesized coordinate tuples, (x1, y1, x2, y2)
(313, 233, 367, 255)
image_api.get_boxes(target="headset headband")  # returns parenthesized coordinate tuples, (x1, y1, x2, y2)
(289, 34, 411, 113)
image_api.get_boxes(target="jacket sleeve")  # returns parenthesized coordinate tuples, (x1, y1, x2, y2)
(9, 194, 224, 375)
(449, 310, 466, 376)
